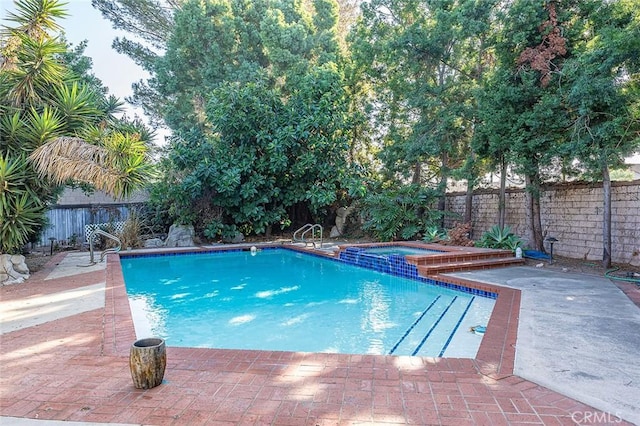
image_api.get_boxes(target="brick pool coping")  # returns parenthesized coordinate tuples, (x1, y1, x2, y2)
(111, 246, 519, 376)
(1, 249, 628, 425)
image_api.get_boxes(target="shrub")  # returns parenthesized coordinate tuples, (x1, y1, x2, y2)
(119, 212, 142, 249)
(361, 184, 441, 241)
(440, 222, 474, 247)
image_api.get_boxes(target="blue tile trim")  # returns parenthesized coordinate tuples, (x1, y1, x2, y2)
(337, 250, 497, 299)
(119, 246, 281, 259)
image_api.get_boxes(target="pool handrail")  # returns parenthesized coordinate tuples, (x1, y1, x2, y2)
(293, 223, 323, 249)
(88, 228, 122, 264)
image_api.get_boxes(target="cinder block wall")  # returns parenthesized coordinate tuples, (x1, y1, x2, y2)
(445, 180, 640, 266)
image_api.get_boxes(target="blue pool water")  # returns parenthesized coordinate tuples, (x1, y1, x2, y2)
(121, 249, 494, 357)
(363, 246, 443, 256)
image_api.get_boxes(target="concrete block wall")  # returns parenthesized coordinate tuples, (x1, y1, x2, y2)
(445, 181, 640, 266)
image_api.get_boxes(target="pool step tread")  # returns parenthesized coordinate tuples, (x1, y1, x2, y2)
(335, 245, 522, 278)
(389, 296, 471, 357)
(406, 250, 514, 266)
(417, 257, 525, 277)
(411, 296, 475, 357)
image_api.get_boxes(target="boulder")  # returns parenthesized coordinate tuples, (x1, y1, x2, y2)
(165, 224, 195, 247)
(144, 238, 165, 248)
(11, 254, 29, 274)
(0, 254, 30, 286)
(332, 205, 356, 237)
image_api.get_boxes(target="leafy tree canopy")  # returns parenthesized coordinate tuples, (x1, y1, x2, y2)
(149, 0, 362, 239)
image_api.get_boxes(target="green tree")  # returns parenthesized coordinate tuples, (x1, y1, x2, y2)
(0, 0, 154, 253)
(148, 0, 357, 239)
(351, 0, 498, 232)
(91, 0, 176, 125)
(92, 0, 363, 127)
(474, 68, 517, 229)
(477, 0, 639, 257)
(477, 0, 580, 251)
(562, 0, 640, 267)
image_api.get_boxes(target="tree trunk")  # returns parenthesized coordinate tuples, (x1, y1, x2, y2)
(602, 163, 612, 269)
(464, 178, 473, 225)
(498, 156, 507, 229)
(411, 162, 421, 184)
(533, 186, 543, 249)
(464, 150, 477, 227)
(438, 180, 447, 229)
(438, 153, 449, 229)
(524, 174, 544, 251)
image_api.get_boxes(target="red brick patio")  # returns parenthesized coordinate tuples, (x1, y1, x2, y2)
(0, 252, 630, 425)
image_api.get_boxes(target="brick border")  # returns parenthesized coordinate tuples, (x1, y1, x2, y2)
(109, 246, 519, 377)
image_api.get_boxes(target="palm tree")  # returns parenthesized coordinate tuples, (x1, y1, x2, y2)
(30, 132, 154, 198)
(1, 0, 154, 253)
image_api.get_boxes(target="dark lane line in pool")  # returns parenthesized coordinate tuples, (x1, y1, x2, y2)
(438, 296, 475, 357)
(388, 295, 441, 355)
(411, 296, 458, 356)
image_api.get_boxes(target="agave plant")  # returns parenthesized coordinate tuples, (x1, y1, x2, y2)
(477, 225, 523, 251)
(422, 225, 446, 243)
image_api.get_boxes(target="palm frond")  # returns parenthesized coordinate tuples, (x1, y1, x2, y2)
(52, 81, 103, 131)
(29, 136, 112, 189)
(5, 0, 69, 41)
(29, 136, 154, 198)
(4, 34, 67, 106)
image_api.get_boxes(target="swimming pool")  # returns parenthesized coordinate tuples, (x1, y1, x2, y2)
(121, 248, 494, 357)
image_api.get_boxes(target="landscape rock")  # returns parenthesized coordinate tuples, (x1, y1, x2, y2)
(11, 254, 29, 274)
(0, 254, 30, 286)
(144, 238, 165, 248)
(333, 205, 356, 236)
(165, 224, 195, 247)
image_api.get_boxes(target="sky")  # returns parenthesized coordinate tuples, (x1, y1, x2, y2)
(0, 0, 161, 139)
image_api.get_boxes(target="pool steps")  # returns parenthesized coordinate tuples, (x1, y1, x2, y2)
(387, 295, 477, 357)
(415, 256, 525, 276)
(336, 243, 524, 278)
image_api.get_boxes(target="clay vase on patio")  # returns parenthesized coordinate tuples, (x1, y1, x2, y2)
(129, 338, 166, 389)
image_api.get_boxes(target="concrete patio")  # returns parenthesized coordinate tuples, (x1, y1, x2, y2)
(450, 267, 640, 424)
